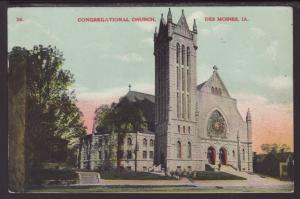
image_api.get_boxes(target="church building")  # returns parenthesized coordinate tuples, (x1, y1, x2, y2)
(79, 9, 253, 173)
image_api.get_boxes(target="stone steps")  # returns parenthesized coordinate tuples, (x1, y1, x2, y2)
(77, 172, 102, 185)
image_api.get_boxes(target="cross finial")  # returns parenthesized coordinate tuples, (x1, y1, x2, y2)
(128, 83, 131, 91)
(213, 65, 218, 72)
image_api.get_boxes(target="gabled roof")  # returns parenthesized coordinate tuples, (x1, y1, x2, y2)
(176, 11, 190, 31)
(197, 68, 231, 98)
(122, 91, 155, 103)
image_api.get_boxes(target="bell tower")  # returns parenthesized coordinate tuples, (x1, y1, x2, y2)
(154, 9, 198, 171)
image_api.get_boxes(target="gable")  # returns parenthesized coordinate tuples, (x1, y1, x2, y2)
(197, 71, 231, 98)
(173, 15, 193, 39)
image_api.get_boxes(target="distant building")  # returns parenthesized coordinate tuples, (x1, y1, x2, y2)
(253, 152, 294, 179)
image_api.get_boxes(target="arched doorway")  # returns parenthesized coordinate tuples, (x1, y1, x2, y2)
(219, 147, 227, 165)
(207, 147, 216, 165)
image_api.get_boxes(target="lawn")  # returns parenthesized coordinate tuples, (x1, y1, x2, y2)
(189, 171, 246, 180)
(100, 170, 176, 180)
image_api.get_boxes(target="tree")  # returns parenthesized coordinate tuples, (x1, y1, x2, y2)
(94, 98, 147, 171)
(9, 45, 87, 184)
(260, 143, 291, 154)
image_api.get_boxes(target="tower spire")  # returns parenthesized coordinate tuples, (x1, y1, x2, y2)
(181, 9, 185, 16)
(193, 19, 197, 33)
(167, 8, 172, 23)
(246, 108, 252, 121)
(160, 13, 166, 25)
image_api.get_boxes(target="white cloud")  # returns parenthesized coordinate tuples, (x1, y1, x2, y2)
(76, 83, 154, 102)
(266, 75, 293, 91)
(134, 22, 156, 32)
(212, 24, 231, 35)
(115, 53, 144, 63)
(250, 27, 265, 38)
(187, 11, 205, 27)
(142, 37, 153, 46)
(266, 40, 279, 61)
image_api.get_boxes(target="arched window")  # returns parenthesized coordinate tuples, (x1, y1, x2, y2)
(143, 138, 147, 146)
(211, 87, 214, 94)
(188, 142, 192, 158)
(150, 139, 154, 147)
(187, 47, 190, 66)
(127, 138, 132, 145)
(176, 43, 180, 63)
(232, 150, 235, 158)
(182, 44, 185, 65)
(242, 149, 245, 160)
(177, 141, 182, 158)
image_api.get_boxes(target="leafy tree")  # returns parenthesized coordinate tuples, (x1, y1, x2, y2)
(260, 143, 291, 154)
(9, 46, 86, 184)
(94, 98, 147, 171)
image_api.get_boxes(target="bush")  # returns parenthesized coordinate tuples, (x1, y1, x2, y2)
(30, 168, 79, 185)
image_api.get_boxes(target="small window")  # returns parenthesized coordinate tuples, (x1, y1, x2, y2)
(188, 142, 192, 158)
(99, 151, 102, 159)
(182, 44, 185, 65)
(188, 126, 191, 134)
(243, 149, 245, 160)
(127, 138, 132, 145)
(187, 47, 190, 66)
(177, 166, 182, 172)
(187, 166, 192, 172)
(178, 125, 181, 133)
(232, 150, 235, 158)
(183, 126, 186, 133)
(150, 151, 154, 159)
(127, 166, 132, 170)
(211, 87, 214, 94)
(143, 138, 147, 146)
(150, 139, 154, 147)
(143, 166, 147, 172)
(176, 43, 180, 64)
(127, 150, 132, 159)
(143, 151, 147, 159)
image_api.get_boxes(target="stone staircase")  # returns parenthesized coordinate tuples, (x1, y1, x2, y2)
(219, 165, 251, 179)
(77, 172, 102, 185)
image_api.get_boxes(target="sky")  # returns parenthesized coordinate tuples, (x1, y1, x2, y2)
(8, 6, 293, 153)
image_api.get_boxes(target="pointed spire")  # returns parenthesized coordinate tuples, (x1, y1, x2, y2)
(246, 108, 252, 121)
(167, 8, 172, 23)
(160, 13, 166, 25)
(213, 65, 218, 73)
(128, 83, 132, 91)
(193, 18, 197, 33)
(182, 9, 185, 16)
(154, 26, 158, 38)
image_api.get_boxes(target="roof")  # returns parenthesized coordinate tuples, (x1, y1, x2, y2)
(197, 81, 207, 90)
(122, 91, 155, 103)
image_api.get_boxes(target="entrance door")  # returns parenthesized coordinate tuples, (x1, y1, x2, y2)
(207, 147, 216, 165)
(219, 147, 227, 165)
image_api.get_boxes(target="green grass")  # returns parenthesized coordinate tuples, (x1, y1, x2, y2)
(101, 170, 176, 180)
(189, 171, 246, 180)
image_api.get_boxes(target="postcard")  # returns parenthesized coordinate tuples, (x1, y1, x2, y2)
(7, 5, 293, 193)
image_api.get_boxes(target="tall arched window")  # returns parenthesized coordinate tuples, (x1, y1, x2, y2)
(127, 138, 132, 145)
(187, 47, 190, 66)
(182, 45, 185, 65)
(143, 138, 147, 146)
(177, 141, 182, 158)
(242, 149, 245, 160)
(176, 43, 180, 63)
(150, 139, 154, 147)
(188, 142, 192, 158)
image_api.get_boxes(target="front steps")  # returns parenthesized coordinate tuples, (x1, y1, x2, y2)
(77, 172, 102, 185)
